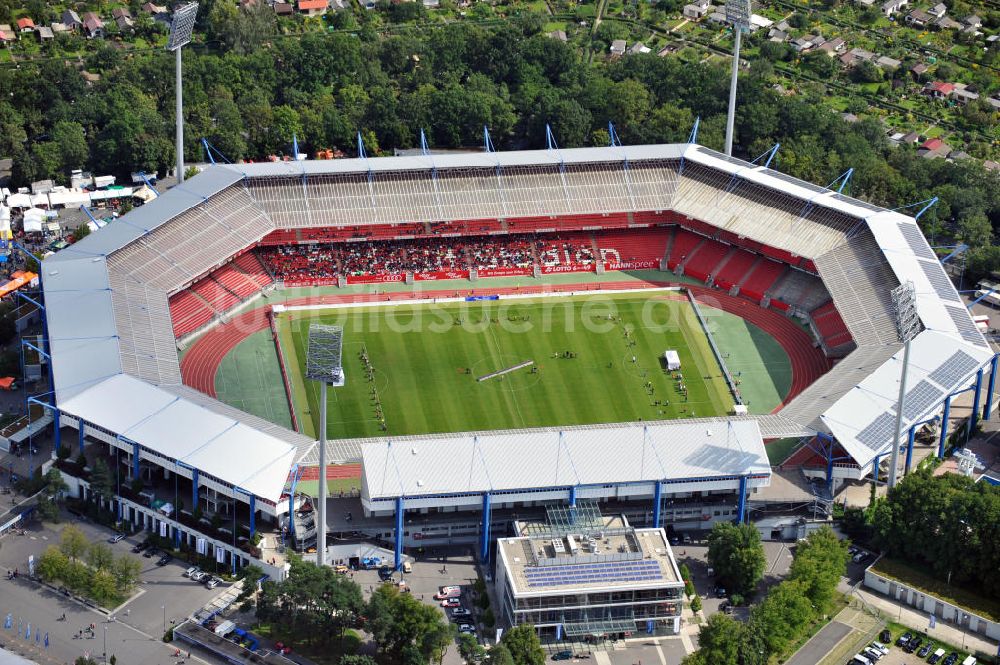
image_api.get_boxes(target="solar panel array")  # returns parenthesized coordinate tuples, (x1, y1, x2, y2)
(525, 559, 663, 588)
(896, 380, 944, 421)
(928, 350, 979, 387)
(944, 304, 986, 345)
(896, 223, 937, 261)
(856, 412, 897, 451)
(697, 147, 751, 169)
(918, 259, 960, 301)
(834, 193, 884, 213)
(760, 168, 830, 195)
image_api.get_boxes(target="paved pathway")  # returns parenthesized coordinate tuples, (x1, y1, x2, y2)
(784, 621, 853, 665)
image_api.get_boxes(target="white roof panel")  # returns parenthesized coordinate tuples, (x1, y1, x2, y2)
(362, 420, 768, 500)
(819, 330, 993, 467)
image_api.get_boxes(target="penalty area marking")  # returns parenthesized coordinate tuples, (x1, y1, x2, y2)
(477, 360, 534, 382)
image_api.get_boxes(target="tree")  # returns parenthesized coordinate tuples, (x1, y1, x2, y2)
(499, 625, 545, 665)
(60, 524, 89, 562)
(50, 121, 89, 171)
(89, 459, 114, 502)
(747, 579, 815, 655)
(457, 632, 485, 664)
(73, 222, 92, 242)
(706, 522, 766, 597)
(340, 657, 378, 665)
(789, 526, 849, 614)
(37, 545, 69, 582)
(488, 644, 514, 665)
(90, 569, 119, 605)
(87, 543, 115, 572)
(957, 212, 993, 248)
(111, 555, 142, 593)
(690, 595, 702, 614)
(681, 613, 741, 665)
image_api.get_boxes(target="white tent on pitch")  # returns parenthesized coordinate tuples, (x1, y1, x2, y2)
(664, 349, 681, 371)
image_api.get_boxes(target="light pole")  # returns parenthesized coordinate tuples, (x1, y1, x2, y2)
(723, 0, 751, 156)
(888, 282, 920, 488)
(166, 3, 199, 184)
(103, 626, 108, 661)
(305, 324, 345, 568)
(161, 605, 165, 635)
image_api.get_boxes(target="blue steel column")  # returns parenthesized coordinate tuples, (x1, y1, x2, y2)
(736, 476, 747, 523)
(652, 482, 662, 528)
(984, 355, 998, 421)
(938, 396, 951, 458)
(872, 455, 880, 486)
(568, 486, 577, 507)
(249, 495, 256, 538)
(904, 428, 916, 474)
(191, 469, 199, 512)
(480, 492, 492, 563)
(78, 426, 85, 456)
(968, 368, 984, 439)
(394, 497, 404, 571)
(132, 441, 140, 479)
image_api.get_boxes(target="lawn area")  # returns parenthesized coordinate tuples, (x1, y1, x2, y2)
(872, 558, 1000, 623)
(764, 437, 801, 465)
(279, 291, 760, 440)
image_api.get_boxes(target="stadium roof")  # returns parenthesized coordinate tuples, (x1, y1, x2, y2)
(41, 142, 994, 500)
(360, 420, 769, 501)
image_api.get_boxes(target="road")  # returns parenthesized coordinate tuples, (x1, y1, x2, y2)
(784, 621, 853, 665)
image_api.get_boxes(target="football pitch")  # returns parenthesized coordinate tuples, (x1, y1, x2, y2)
(266, 291, 791, 440)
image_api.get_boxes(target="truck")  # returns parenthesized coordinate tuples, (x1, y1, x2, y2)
(360, 556, 382, 570)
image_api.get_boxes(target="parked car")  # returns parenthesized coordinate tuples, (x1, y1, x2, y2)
(205, 577, 220, 589)
(439, 585, 461, 594)
(450, 608, 472, 620)
(917, 643, 933, 658)
(552, 652, 573, 661)
(191, 571, 208, 582)
(863, 647, 883, 661)
(942, 652, 958, 665)
(457, 624, 475, 634)
(928, 648, 946, 664)
(185, 566, 201, 578)
(868, 643, 888, 656)
(108, 533, 126, 544)
(714, 586, 727, 598)
(441, 598, 462, 608)
(143, 548, 157, 559)
(879, 630, 891, 645)
(156, 554, 171, 566)
(681, 533, 692, 544)
(132, 542, 149, 554)
(897, 633, 913, 648)
(852, 552, 868, 563)
(378, 566, 393, 581)
(906, 637, 923, 653)
(333, 565, 349, 574)
(274, 642, 292, 655)
(434, 588, 462, 600)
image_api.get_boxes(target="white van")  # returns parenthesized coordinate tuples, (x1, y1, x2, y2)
(852, 655, 872, 665)
(961, 657, 976, 665)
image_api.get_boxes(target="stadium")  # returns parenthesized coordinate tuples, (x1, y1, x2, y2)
(39, 142, 998, 589)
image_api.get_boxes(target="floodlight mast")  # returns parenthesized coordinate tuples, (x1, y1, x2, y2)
(888, 282, 921, 488)
(167, 3, 198, 184)
(305, 324, 345, 568)
(724, 0, 751, 156)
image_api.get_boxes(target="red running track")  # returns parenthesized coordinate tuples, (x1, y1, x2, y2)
(180, 281, 831, 465)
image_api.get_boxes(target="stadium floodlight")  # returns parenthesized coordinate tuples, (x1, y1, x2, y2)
(306, 324, 345, 568)
(167, 3, 199, 184)
(888, 281, 920, 488)
(723, 0, 752, 157)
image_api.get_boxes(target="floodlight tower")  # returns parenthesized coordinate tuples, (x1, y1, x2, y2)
(305, 324, 345, 567)
(888, 281, 920, 488)
(724, 0, 752, 156)
(167, 3, 199, 184)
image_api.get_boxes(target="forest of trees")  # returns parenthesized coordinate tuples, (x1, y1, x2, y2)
(1, 12, 998, 276)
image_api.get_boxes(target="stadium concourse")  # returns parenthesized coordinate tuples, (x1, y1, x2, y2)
(38, 143, 999, 577)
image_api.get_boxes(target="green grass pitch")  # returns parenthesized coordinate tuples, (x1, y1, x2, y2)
(273, 292, 787, 441)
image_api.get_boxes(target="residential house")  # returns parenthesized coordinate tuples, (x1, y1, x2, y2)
(840, 47, 875, 66)
(917, 138, 951, 159)
(708, 9, 727, 23)
(962, 14, 981, 28)
(855, 0, 876, 7)
(683, 0, 711, 19)
(657, 44, 680, 56)
(951, 86, 979, 105)
(61, 9, 82, 30)
(881, 0, 907, 15)
(112, 8, 134, 31)
(81, 12, 104, 38)
(876, 55, 901, 70)
(0, 25, 14, 46)
(422, 0, 440, 8)
(273, 2, 294, 15)
(16, 17, 35, 33)
(547, 29, 567, 42)
(818, 36, 846, 55)
(50, 22, 70, 35)
(910, 62, 929, 77)
(901, 131, 921, 144)
(948, 151, 970, 160)
(628, 42, 651, 54)
(768, 28, 788, 42)
(749, 14, 773, 31)
(927, 2, 946, 17)
(934, 15, 961, 29)
(142, 2, 168, 13)
(81, 71, 101, 84)
(36, 25, 53, 41)
(841, 112, 860, 123)
(609, 39, 627, 57)
(905, 9, 931, 26)
(792, 34, 825, 52)
(922, 80, 954, 99)
(297, 0, 328, 15)
(773, 20, 791, 32)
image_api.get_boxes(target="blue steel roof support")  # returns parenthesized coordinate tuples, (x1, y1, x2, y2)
(795, 169, 855, 226)
(608, 122, 637, 209)
(719, 143, 782, 200)
(483, 126, 509, 218)
(546, 124, 572, 205)
(420, 128, 446, 220)
(136, 172, 160, 197)
(357, 131, 378, 218)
